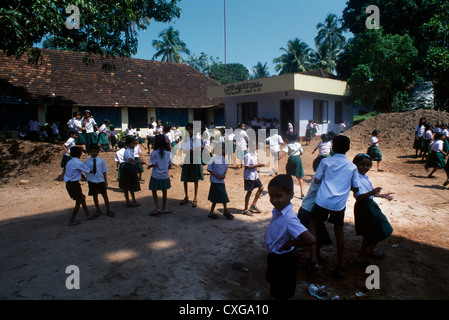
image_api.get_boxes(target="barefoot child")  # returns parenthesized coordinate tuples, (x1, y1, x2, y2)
(120, 136, 145, 207)
(242, 139, 265, 215)
(85, 144, 114, 217)
(265, 174, 315, 300)
(207, 142, 233, 220)
(148, 135, 173, 215)
(64, 147, 97, 226)
(352, 153, 394, 263)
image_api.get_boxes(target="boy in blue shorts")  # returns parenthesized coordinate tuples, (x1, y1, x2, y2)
(309, 135, 360, 278)
(242, 140, 265, 215)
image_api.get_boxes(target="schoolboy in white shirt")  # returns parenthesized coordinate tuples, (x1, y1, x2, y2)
(242, 140, 265, 215)
(309, 135, 360, 278)
(85, 144, 114, 217)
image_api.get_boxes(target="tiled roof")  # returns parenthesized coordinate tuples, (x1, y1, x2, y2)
(0, 48, 223, 108)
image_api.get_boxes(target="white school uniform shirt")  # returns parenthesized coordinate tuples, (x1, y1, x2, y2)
(244, 151, 259, 180)
(72, 118, 83, 133)
(83, 117, 97, 133)
(67, 118, 76, 130)
(173, 128, 181, 141)
(225, 132, 235, 141)
(85, 156, 108, 183)
(133, 144, 142, 158)
(155, 126, 164, 135)
(282, 142, 303, 156)
(415, 124, 425, 138)
(147, 128, 155, 138)
(424, 130, 433, 140)
(314, 154, 360, 211)
(265, 203, 308, 254)
(125, 128, 135, 136)
(288, 122, 294, 132)
(149, 149, 172, 179)
(124, 147, 135, 164)
(430, 140, 444, 153)
(235, 129, 248, 151)
(370, 136, 379, 147)
(63, 137, 76, 156)
(316, 140, 332, 155)
(64, 158, 90, 182)
(207, 155, 228, 184)
(443, 129, 449, 138)
(354, 172, 374, 200)
(266, 134, 284, 153)
(115, 148, 125, 164)
(181, 133, 202, 150)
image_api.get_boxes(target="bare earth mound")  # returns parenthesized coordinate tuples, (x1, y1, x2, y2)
(0, 109, 449, 304)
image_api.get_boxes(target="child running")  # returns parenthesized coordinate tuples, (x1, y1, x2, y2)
(64, 147, 97, 226)
(279, 132, 305, 199)
(120, 136, 145, 207)
(207, 142, 233, 220)
(367, 129, 384, 172)
(60, 130, 83, 181)
(352, 153, 394, 264)
(85, 144, 114, 217)
(425, 132, 448, 178)
(265, 174, 315, 300)
(148, 135, 173, 216)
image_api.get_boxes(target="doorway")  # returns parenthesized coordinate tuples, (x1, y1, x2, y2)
(280, 99, 294, 135)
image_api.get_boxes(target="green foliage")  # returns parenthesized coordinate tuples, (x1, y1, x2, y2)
(186, 52, 220, 75)
(152, 26, 190, 63)
(273, 38, 312, 74)
(0, 0, 181, 62)
(251, 62, 270, 79)
(209, 62, 250, 84)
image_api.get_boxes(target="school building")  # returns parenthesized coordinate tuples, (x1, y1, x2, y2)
(0, 48, 224, 135)
(207, 69, 352, 137)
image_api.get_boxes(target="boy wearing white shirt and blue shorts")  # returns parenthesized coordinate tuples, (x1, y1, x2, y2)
(242, 140, 265, 215)
(309, 135, 360, 278)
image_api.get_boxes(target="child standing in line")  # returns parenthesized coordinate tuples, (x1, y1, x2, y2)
(148, 135, 173, 216)
(180, 123, 203, 208)
(352, 153, 394, 263)
(85, 144, 114, 217)
(207, 142, 233, 220)
(308, 135, 360, 278)
(265, 174, 315, 300)
(367, 129, 384, 172)
(119, 136, 145, 207)
(242, 140, 265, 215)
(60, 130, 84, 181)
(64, 147, 98, 226)
(279, 132, 305, 199)
(425, 133, 448, 178)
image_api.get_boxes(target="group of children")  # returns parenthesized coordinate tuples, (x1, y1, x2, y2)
(414, 118, 449, 184)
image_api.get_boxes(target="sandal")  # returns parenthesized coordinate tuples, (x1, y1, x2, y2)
(249, 205, 261, 213)
(162, 209, 173, 214)
(180, 198, 189, 205)
(241, 209, 253, 216)
(208, 213, 220, 219)
(150, 210, 162, 216)
(191, 201, 198, 208)
(224, 212, 235, 220)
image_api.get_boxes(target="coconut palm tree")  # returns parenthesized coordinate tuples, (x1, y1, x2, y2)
(251, 61, 270, 79)
(152, 26, 190, 63)
(310, 40, 340, 73)
(273, 38, 312, 74)
(315, 13, 347, 53)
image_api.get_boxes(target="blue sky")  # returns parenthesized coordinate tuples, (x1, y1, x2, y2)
(133, 0, 352, 76)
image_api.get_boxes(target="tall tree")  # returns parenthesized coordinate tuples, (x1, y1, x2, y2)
(0, 0, 181, 62)
(337, 28, 418, 111)
(152, 26, 190, 63)
(315, 13, 347, 53)
(273, 38, 312, 74)
(209, 62, 250, 84)
(251, 62, 270, 79)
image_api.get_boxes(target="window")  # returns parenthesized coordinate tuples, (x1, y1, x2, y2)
(313, 100, 328, 124)
(128, 107, 148, 129)
(334, 101, 343, 124)
(237, 102, 258, 125)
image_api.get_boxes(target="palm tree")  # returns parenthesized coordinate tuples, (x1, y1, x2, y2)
(273, 38, 312, 74)
(315, 13, 347, 53)
(152, 26, 190, 63)
(310, 41, 340, 73)
(251, 62, 270, 79)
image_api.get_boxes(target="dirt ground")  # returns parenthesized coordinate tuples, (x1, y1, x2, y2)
(1, 111, 449, 302)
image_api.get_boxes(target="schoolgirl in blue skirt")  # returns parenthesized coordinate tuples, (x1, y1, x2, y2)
(119, 136, 145, 207)
(353, 154, 394, 263)
(279, 132, 305, 199)
(148, 135, 173, 215)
